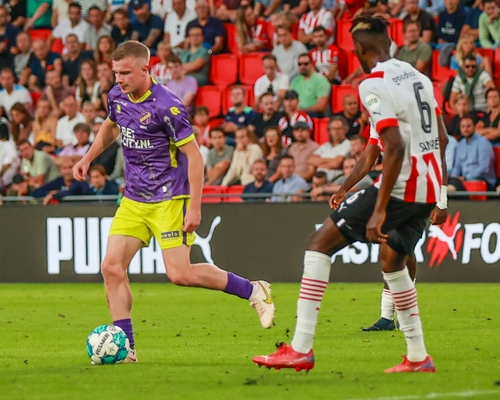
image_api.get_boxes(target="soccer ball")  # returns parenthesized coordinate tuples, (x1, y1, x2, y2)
(86, 325, 131, 365)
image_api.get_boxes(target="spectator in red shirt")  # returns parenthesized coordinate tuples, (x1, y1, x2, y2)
(309, 26, 341, 84)
(236, 4, 270, 54)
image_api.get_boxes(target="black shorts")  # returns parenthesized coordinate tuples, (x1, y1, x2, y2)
(330, 186, 435, 255)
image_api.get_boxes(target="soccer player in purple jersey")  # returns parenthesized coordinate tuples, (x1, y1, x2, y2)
(73, 41, 275, 363)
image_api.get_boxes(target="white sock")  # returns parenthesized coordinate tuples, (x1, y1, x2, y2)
(383, 268, 428, 362)
(380, 287, 395, 321)
(250, 283, 259, 299)
(291, 251, 331, 354)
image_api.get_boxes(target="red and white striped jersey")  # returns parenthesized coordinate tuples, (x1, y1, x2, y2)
(299, 8, 335, 43)
(278, 111, 314, 131)
(249, 19, 269, 46)
(150, 63, 172, 86)
(309, 44, 340, 78)
(360, 58, 443, 204)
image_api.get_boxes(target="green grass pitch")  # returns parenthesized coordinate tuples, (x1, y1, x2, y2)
(2, 283, 500, 400)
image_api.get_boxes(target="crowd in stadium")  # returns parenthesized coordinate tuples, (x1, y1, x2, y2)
(0, 0, 500, 203)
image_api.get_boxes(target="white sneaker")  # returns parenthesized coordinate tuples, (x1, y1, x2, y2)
(123, 349, 138, 363)
(249, 281, 275, 329)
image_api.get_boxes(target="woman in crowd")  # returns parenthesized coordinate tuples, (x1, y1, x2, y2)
(76, 60, 101, 110)
(261, 126, 287, 183)
(236, 4, 270, 55)
(10, 102, 33, 144)
(94, 36, 116, 65)
(33, 98, 58, 153)
(476, 88, 500, 145)
(96, 61, 115, 118)
(451, 34, 492, 76)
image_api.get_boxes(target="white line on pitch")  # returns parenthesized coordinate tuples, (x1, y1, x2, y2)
(343, 390, 500, 400)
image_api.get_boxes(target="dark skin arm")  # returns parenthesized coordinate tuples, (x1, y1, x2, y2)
(430, 114, 449, 225)
(330, 143, 381, 209)
(366, 126, 405, 243)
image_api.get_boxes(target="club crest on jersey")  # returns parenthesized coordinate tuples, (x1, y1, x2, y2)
(170, 107, 180, 115)
(116, 104, 122, 113)
(140, 111, 151, 125)
(365, 94, 380, 111)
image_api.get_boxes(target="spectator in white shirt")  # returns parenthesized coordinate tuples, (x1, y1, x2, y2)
(272, 23, 308, 81)
(163, 0, 197, 49)
(0, 68, 32, 120)
(309, 115, 352, 182)
(0, 130, 20, 190)
(254, 54, 289, 112)
(151, 41, 173, 85)
(84, 6, 112, 51)
(55, 95, 87, 148)
(49, 3, 90, 52)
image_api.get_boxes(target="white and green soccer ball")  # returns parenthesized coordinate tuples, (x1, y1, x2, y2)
(86, 325, 130, 365)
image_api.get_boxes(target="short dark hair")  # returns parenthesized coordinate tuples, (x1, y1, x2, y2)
(314, 171, 327, 180)
(17, 139, 32, 148)
(486, 88, 500, 98)
(298, 53, 312, 62)
(313, 26, 327, 34)
(0, 67, 14, 77)
(209, 127, 226, 137)
(259, 92, 274, 102)
(195, 105, 209, 115)
(89, 165, 106, 175)
(65, 33, 79, 42)
(112, 40, 150, 63)
(187, 25, 204, 36)
(483, 0, 496, 5)
(69, 2, 82, 10)
(167, 55, 182, 65)
(113, 8, 129, 18)
(88, 6, 102, 14)
(460, 113, 476, 124)
(403, 19, 421, 33)
(74, 123, 91, 135)
(276, 23, 292, 33)
(262, 54, 277, 63)
(329, 115, 349, 130)
(280, 154, 294, 162)
(350, 134, 367, 144)
(463, 54, 477, 64)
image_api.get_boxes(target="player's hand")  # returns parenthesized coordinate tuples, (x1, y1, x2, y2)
(366, 209, 388, 243)
(183, 207, 201, 233)
(329, 189, 346, 210)
(73, 158, 90, 181)
(430, 206, 447, 225)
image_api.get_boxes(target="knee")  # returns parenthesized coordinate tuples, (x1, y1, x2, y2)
(101, 260, 126, 283)
(306, 230, 326, 253)
(167, 270, 197, 287)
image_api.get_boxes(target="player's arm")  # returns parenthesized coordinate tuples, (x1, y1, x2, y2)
(329, 143, 380, 209)
(178, 139, 204, 233)
(74, 118, 119, 180)
(367, 126, 405, 243)
(431, 113, 449, 225)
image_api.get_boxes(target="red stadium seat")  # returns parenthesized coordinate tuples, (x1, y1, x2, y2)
(494, 49, 500, 78)
(224, 23, 239, 55)
(51, 38, 64, 55)
(494, 147, 500, 178)
(196, 86, 222, 118)
(389, 19, 404, 48)
(239, 53, 267, 85)
(266, 21, 275, 49)
(225, 185, 244, 202)
(210, 54, 238, 86)
(28, 29, 52, 41)
(222, 85, 254, 114)
(432, 51, 457, 82)
(346, 51, 360, 76)
(149, 56, 160, 68)
(313, 117, 329, 144)
(432, 82, 445, 110)
(463, 181, 487, 201)
(202, 185, 226, 203)
(209, 117, 225, 127)
(331, 84, 359, 114)
(30, 92, 42, 107)
(336, 20, 354, 52)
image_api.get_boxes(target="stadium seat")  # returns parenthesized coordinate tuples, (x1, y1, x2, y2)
(149, 56, 160, 68)
(30, 92, 42, 107)
(209, 117, 225, 127)
(210, 54, 238, 86)
(202, 185, 226, 203)
(196, 86, 222, 118)
(239, 53, 267, 85)
(331, 84, 359, 114)
(389, 19, 404, 48)
(225, 185, 244, 202)
(28, 29, 52, 41)
(51, 38, 64, 55)
(494, 147, 500, 178)
(494, 49, 500, 78)
(224, 23, 239, 55)
(222, 85, 254, 114)
(346, 51, 360, 76)
(336, 20, 354, 52)
(266, 21, 275, 49)
(313, 117, 329, 144)
(432, 82, 445, 110)
(463, 180, 487, 201)
(432, 51, 457, 82)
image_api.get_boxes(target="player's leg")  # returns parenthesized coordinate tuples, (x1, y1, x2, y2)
(101, 235, 143, 352)
(253, 217, 348, 370)
(380, 245, 434, 372)
(161, 245, 274, 328)
(362, 254, 416, 332)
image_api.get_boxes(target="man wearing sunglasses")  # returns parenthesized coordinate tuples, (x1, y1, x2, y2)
(449, 54, 495, 113)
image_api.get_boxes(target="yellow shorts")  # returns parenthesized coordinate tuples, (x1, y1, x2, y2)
(109, 196, 196, 249)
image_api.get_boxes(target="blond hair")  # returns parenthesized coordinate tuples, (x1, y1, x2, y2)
(455, 34, 477, 68)
(112, 40, 150, 63)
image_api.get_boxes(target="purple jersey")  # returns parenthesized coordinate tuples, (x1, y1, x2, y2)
(108, 78, 194, 203)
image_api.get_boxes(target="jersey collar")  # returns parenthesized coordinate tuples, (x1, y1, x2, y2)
(127, 77, 157, 103)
